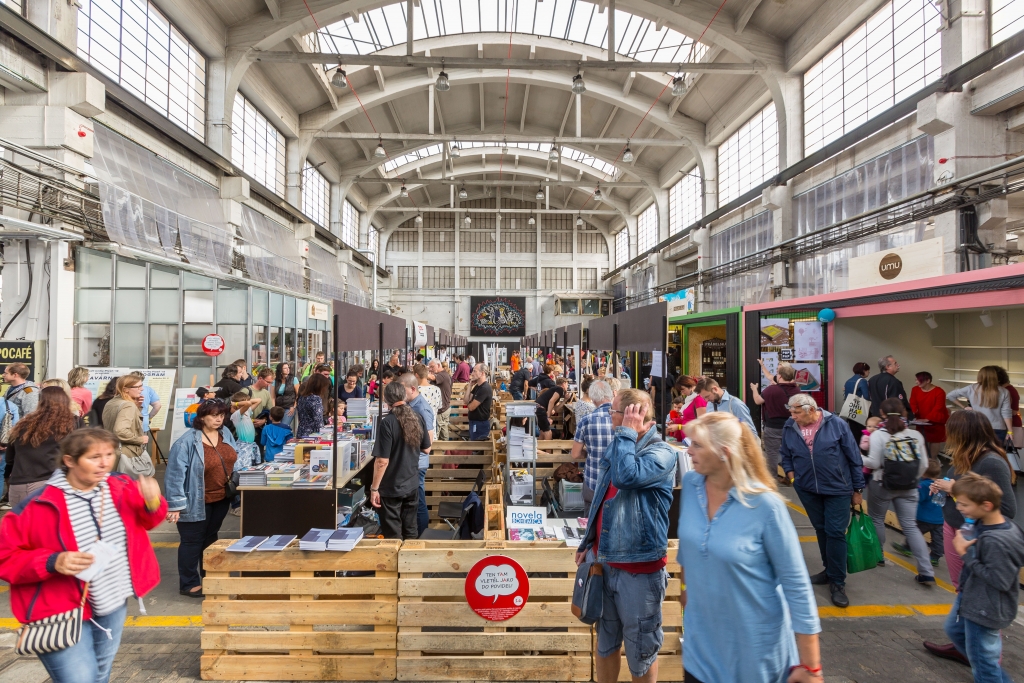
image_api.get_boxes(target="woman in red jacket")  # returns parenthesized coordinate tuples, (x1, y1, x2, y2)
(0, 428, 166, 683)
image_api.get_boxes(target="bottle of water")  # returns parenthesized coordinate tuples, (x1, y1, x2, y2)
(931, 478, 950, 506)
(961, 519, 977, 541)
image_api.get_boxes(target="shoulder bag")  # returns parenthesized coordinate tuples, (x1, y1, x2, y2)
(570, 561, 604, 625)
(15, 483, 108, 655)
(839, 378, 869, 425)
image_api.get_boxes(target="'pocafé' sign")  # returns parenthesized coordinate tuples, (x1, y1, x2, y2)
(0, 341, 36, 380)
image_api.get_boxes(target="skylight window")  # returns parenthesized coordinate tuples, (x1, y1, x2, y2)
(381, 144, 443, 173)
(561, 147, 618, 176)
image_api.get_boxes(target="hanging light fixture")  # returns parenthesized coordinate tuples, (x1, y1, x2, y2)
(435, 59, 450, 91)
(548, 145, 560, 161)
(671, 76, 687, 98)
(374, 137, 386, 158)
(464, 214, 472, 225)
(571, 70, 586, 95)
(502, 138, 509, 155)
(459, 186, 468, 199)
(528, 215, 536, 225)
(450, 139, 460, 158)
(593, 184, 603, 201)
(535, 186, 545, 200)
(400, 184, 408, 198)
(622, 143, 635, 163)
(576, 214, 583, 227)
(415, 214, 423, 225)
(331, 68, 348, 88)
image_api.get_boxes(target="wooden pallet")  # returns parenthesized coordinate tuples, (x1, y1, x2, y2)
(200, 538, 401, 681)
(609, 541, 683, 681)
(483, 482, 505, 540)
(507, 440, 580, 500)
(424, 441, 498, 521)
(396, 540, 592, 681)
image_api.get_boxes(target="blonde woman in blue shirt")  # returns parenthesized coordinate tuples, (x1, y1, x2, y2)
(677, 412, 822, 683)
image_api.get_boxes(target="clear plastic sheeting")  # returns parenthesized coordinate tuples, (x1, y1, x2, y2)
(790, 136, 934, 296)
(92, 124, 232, 273)
(708, 212, 773, 309)
(307, 242, 346, 301)
(239, 206, 305, 292)
(345, 262, 371, 307)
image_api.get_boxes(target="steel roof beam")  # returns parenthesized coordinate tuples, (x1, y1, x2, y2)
(317, 132, 687, 146)
(351, 178, 645, 187)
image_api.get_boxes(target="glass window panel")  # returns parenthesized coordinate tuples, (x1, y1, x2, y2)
(285, 328, 295, 364)
(615, 228, 629, 268)
(269, 326, 281, 364)
(76, 249, 112, 288)
(297, 329, 308, 367)
(114, 289, 146, 323)
(231, 92, 287, 196)
(113, 323, 145, 366)
(116, 258, 146, 288)
(148, 289, 180, 323)
(269, 292, 283, 327)
(302, 160, 330, 228)
(582, 299, 601, 315)
(76, 323, 111, 367)
(252, 288, 269, 325)
(180, 366, 215, 389)
(253, 325, 268, 366)
(183, 324, 214, 366)
(217, 325, 246, 365)
(76, 289, 112, 323)
(559, 299, 579, 315)
(148, 324, 179, 367)
(217, 288, 248, 324)
(284, 297, 296, 329)
(718, 102, 779, 204)
(637, 204, 658, 253)
(183, 290, 213, 323)
(182, 272, 213, 289)
(669, 168, 702, 234)
(150, 265, 179, 288)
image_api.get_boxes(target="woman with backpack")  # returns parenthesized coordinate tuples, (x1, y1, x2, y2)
(864, 398, 934, 585)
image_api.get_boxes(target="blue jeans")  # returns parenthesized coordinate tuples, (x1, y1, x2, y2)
(795, 486, 851, 586)
(510, 390, 524, 400)
(38, 602, 126, 683)
(417, 467, 429, 535)
(469, 420, 490, 441)
(945, 594, 1014, 683)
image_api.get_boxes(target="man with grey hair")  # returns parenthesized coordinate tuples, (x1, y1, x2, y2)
(781, 392, 865, 608)
(572, 380, 615, 507)
(867, 354, 912, 418)
(464, 363, 493, 441)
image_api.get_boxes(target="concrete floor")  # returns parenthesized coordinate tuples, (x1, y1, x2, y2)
(0, 485, 1020, 682)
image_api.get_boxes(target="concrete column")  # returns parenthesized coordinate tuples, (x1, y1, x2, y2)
(766, 73, 804, 169)
(762, 183, 795, 299)
(494, 188, 502, 289)
(627, 215, 638, 261)
(698, 146, 719, 216)
(329, 182, 343, 237)
(942, 0, 989, 73)
(48, 240, 75, 379)
(417, 220, 423, 289)
(25, 0, 77, 50)
(205, 50, 253, 159)
(358, 212, 371, 251)
(571, 216, 578, 290)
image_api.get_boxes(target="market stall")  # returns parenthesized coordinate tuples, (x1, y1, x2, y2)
(669, 306, 743, 396)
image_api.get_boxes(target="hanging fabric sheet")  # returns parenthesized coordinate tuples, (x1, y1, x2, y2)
(238, 206, 304, 291)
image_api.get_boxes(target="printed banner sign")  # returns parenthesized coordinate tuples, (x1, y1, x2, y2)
(137, 369, 176, 431)
(0, 341, 37, 381)
(848, 237, 944, 290)
(168, 388, 200, 446)
(506, 506, 547, 528)
(465, 555, 530, 622)
(414, 321, 427, 347)
(471, 297, 527, 337)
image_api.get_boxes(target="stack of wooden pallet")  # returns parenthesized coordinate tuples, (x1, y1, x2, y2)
(423, 440, 498, 522)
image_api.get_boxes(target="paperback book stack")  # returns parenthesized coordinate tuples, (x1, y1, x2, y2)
(327, 527, 363, 551)
(266, 464, 304, 487)
(277, 443, 297, 463)
(508, 427, 536, 461)
(299, 528, 334, 551)
(346, 398, 370, 421)
(238, 464, 274, 487)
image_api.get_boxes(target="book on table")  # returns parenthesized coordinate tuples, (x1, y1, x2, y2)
(256, 535, 296, 551)
(327, 527, 364, 551)
(227, 536, 269, 552)
(299, 528, 334, 551)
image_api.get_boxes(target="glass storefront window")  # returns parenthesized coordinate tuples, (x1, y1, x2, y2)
(116, 259, 146, 288)
(217, 325, 246, 364)
(181, 366, 215, 389)
(284, 297, 296, 329)
(77, 250, 112, 288)
(559, 299, 580, 315)
(183, 272, 213, 290)
(285, 328, 295, 364)
(76, 289, 111, 322)
(183, 291, 214, 323)
(253, 289, 269, 325)
(149, 325, 179, 367)
(269, 293, 283, 327)
(582, 299, 601, 315)
(149, 290, 180, 323)
(297, 329, 307, 368)
(150, 266, 179, 289)
(183, 324, 213, 365)
(218, 287, 247, 324)
(269, 326, 281, 364)
(253, 326, 268, 366)
(113, 323, 145, 366)
(76, 324, 110, 366)
(114, 290, 146, 323)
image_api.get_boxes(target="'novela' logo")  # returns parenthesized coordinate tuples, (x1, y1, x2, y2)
(878, 253, 903, 280)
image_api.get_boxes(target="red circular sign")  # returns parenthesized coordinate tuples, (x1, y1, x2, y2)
(464, 555, 530, 622)
(201, 334, 225, 357)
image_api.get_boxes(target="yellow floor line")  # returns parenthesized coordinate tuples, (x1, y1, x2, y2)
(786, 501, 808, 515)
(883, 551, 956, 594)
(151, 542, 179, 548)
(799, 536, 817, 542)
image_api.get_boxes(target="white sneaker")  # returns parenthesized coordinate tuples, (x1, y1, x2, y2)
(229, 507, 241, 517)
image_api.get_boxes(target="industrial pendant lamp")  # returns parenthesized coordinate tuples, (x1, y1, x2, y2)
(400, 184, 408, 198)
(593, 184, 603, 201)
(671, 76, 687, 98)
(548, 146, 560, 161)
(535, 186, 544, 200)
(331, 68, 348, 88)
(415, 214, 423, 225)
(459, 186, 468, 199)
(450, 140, 461, 158)
(502, 138, 509, 155)
(528, 215, 536, 225)
(374, 137, 386, 158)
(622, 143, 634, 163)
(464, 215, 472, 225)
(576, 214, 583, 226)
(435, 59, 450, 91)
(571, 72, 586, 95)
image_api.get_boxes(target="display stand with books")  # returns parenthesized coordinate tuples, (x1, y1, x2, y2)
(504, 401, 538, 506)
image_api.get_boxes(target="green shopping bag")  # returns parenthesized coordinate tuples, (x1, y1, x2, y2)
(846, 509, 883, 574)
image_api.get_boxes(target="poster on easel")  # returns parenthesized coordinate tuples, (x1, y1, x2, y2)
(135, 369, 176, 431)
(85, 368, 131, 400)
(168, 388, 200, 446)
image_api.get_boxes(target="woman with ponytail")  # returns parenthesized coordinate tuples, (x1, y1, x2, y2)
(864, 398, 934, 585)
(676, 412, 821, 683)
(369, 382, 430, 539)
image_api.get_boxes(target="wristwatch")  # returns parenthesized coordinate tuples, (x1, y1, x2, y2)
(370, 487, 379, 492)
(853, 488, 863, 494)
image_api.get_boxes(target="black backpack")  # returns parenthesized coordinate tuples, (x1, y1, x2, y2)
(882, 433, 920, 490)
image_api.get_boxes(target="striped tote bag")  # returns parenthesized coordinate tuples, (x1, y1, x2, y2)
(15, 594, 86, 655)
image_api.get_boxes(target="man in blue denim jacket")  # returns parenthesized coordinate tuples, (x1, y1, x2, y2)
(576, 389, 677, 683)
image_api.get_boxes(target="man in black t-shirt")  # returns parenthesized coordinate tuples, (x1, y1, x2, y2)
(509, 367, 532, 400)
(465, 363, 493, 441)
(536, 377, 569, 439)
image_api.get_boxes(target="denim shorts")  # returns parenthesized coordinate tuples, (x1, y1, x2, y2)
(597, 564, 668, 677)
